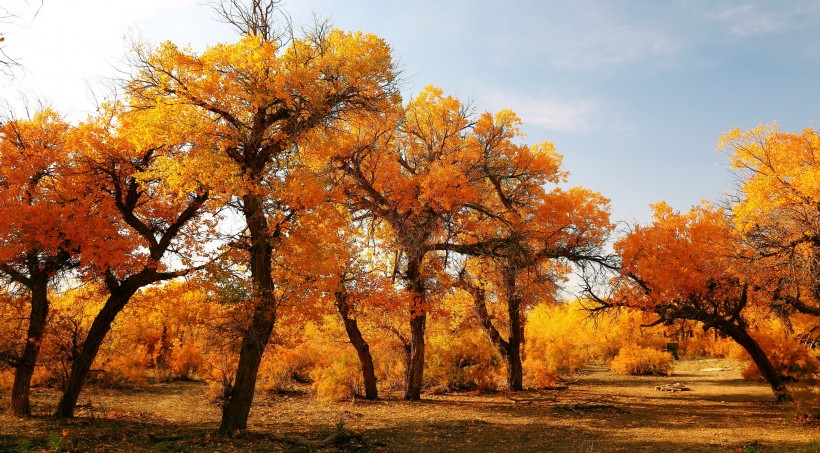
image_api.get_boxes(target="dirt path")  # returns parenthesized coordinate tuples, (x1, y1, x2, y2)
(1, 359, 818, 452)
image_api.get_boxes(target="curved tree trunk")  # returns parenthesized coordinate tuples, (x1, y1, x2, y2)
(55, 291, 133, 418)
(11, 278, 48, 416)
(335, 291, 378, 399)
(723, 322, 791, 402)
(218, 193, 277, 436)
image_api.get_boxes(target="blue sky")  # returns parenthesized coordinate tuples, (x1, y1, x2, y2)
(2, 0, 819, 223)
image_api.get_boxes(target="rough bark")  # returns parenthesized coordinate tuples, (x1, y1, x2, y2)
(723, 322, 792, 402)
(404, 257, 426, 401)
(335, 290, 378, 399)
(10, 277, 48, 416)
(218, 193, 277, 436)
(502, 271, 523, 391)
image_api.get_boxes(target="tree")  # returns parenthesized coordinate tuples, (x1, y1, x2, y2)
(720, 125, 820, 317)
(456, 186, 612, 390)
(125, 0, 397, 434)
(0, 108, 105, 415)
(597, 202, 791, 402)
(54, 103, 210, 417)
(322, 87, 595, 398)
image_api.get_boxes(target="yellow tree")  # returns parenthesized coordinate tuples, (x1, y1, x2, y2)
(600, 202, 791, 401)
(720, 125, 820, 317)
(125, 1, 397, 434)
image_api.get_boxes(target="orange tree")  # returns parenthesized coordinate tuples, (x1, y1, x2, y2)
(720, 125, 820, 317)
(319, 87, 601, 397)
(596, 202, 791, 401)
(125, 2, 397, 434)
(0, 109, 108, 415)
(53, 102, 211, 418)
(455, 185, 612, 390)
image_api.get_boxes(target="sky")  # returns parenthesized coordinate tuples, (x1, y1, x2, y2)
(2, 0, 819, 224)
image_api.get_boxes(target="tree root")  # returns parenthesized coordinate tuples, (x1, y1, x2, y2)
(271, 421, 367, 449)
(552, 403, 627, 414)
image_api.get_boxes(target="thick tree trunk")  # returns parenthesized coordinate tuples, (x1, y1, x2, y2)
(55, 291, 134, 418)
(503, 271, 523, 391)
(219, 193, 277, 436)
(11, 278, 48, 416)
(404, 257, 426, 401)
(724, 323, 791, 402)
(335, 291, 378, 400)
(405, 312, 426, 400)
(506, 300, 523, 390)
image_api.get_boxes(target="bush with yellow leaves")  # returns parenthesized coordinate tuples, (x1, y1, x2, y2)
(610, 345, 673, 376)
(425, 323, 504, 393)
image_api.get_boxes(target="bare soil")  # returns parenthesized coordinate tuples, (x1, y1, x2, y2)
(1, 359, 818, 452)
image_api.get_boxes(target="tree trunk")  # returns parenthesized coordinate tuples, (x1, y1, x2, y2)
(10, 278, 48, 416)
(218, 193, 277, 436)
(465, 280, 514, 385)
(405, 312, 426, 400)
(724, 322, 791, 402)
(55, 291, 133, 418)
(335, 291, 377, 400)
(503, 270, 523, 391)
(404, 257, 426, 401)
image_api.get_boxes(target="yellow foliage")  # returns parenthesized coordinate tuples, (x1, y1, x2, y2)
(610, 345, 673, 376)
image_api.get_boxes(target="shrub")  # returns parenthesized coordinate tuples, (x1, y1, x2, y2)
(425, 325, 503, 393)
(311, 350, 364, 401)
(610, 345, 673, 376)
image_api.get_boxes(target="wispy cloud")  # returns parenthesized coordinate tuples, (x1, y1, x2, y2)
(546, 7, 682, 70)
(481, 90, 607, 135)
(687, 0, 820, 37)
(474, 0, 683, 71)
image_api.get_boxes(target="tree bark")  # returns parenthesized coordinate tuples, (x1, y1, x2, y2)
(10, 277, 48, 416)
(404, 257, 426, 401)
(723, 322, 791, 402)
(218, 193, 277, 436)
(502, 270, 523, 391)
(335, 291, 378, 399)
(55, 289, 135, 418)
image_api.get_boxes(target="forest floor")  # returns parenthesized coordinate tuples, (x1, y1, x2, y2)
(0, 358, 818, 452)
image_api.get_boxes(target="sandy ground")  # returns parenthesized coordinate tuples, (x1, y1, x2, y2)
(1, 358, 818, 452)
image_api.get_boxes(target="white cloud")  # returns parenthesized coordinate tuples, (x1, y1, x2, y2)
(482, 90, 604, 134)
(548, 9, 682, 70)
(689, 0, 820, 37)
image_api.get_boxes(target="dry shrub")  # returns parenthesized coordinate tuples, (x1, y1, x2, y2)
(610, 345, 673, 376)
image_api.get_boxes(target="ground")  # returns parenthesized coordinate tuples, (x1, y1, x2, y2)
(1, 359, 818, 452)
